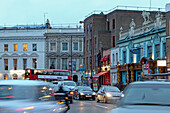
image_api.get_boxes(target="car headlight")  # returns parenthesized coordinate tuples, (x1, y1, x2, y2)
(80, 93, 84, 95)
(106, 93, 112, 97)
(92, 92, 96, 95)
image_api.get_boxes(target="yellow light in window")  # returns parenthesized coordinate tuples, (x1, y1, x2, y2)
(13, 44, 18, 51)
(23, 44, 27, 51)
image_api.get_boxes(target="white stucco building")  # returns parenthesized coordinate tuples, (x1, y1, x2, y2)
(0, 29, 46, 80)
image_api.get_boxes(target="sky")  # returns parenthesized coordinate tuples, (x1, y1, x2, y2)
(0, 0, 169, 26)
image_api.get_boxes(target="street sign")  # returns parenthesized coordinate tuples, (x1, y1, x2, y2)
(131, 48, 140, 54)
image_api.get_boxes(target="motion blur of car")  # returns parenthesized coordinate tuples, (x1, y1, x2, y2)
(0, 80, 69, 113)
(53, 86, 74, 104)
(57, 81, 77, 90)
(96, 86, 121, 103)
(74, 86, 96, 100)
(109, 81, 170, 113)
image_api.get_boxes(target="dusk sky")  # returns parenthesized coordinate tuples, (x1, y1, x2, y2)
(0, 0, 169, 26)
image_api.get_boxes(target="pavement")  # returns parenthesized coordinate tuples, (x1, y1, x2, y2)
(67, 99, 117, 113)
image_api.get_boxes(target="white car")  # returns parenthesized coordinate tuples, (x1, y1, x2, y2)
(57, 81, 77, 90)
(0, 80, 69, 113)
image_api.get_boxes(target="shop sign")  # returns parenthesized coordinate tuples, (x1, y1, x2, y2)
(131, 48, 140, 54)
(157, 60, 166, 67)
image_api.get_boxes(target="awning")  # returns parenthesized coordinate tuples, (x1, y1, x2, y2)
(93, 71, 110, 79)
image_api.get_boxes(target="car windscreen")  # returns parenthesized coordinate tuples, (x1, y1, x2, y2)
(79, 87, 92, 91)
(105, 87, 120, 92)
(64, 82, 76, 86)
(0, 85, 55, 101)
(120, 84, 170, 106)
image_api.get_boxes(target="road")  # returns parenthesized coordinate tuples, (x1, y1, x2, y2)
(67, 100, 117, 113)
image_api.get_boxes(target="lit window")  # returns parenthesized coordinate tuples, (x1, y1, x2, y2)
(4, 44, 8, 51)
(33, 59, 37, 69)
(13, 74, 17, 80)
(50, 43, 56, 51)
(4, 74, 8, 80)
(23, 44, 27, 51)
(4, 59, 8, 70)
(13, 59, 17, 70)
(13, 44, 18, 51)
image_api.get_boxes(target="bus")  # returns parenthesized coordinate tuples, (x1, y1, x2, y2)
(24, 68, 71, 82)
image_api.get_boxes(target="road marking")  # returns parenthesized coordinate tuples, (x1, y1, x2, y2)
(96, 105, 108, 109)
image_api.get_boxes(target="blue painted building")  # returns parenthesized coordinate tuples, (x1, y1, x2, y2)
(116, 11, 166, 85)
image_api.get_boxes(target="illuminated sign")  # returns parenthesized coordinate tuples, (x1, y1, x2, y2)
(131, 49, 140, 54)
(157, 60, 166, 67)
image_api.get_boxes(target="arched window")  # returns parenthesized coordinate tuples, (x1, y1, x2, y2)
(4, 74, 8, 80)
(13, 74, 18, 80)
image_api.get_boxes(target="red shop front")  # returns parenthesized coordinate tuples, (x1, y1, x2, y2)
(93, 71, 111, 89)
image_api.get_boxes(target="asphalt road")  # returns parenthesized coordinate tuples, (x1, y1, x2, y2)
(67, 100, 117, 113)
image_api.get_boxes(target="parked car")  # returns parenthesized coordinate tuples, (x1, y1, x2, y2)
(53, 85, 74, 104)
(57, 81, 77, 90)
(96, 86, 121, 103)
(109, 81, 170, 113)
(0, 80, 69, 113)
(73, 86, 96, 100)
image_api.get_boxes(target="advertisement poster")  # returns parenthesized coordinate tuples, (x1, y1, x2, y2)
(72, 61, 76, 71)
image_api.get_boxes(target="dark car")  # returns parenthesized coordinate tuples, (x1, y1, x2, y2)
(74, 86, 96, 100)
(53, 86, 74, 103)
(0, 80, 69, 113)
(109, 81, 170, 113)
(96, 86, 121, 103)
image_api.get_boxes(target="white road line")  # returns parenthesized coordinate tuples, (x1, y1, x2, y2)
(96, 105, 108, 109)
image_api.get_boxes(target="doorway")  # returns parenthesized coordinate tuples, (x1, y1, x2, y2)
(73, 75, 78, 82)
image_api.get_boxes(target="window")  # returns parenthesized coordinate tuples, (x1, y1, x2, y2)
(123, 51, 126, 64)
(13, 44, 18, 51)
(116, 53, 118, 64)
(23, 44, 27, 51)
(113, 54, 115, 65)
(148, 46, 152, 57)
(113, 36, 115, 47)
(4, 59, 8, 70)
(50, 58, 56, 69)
(32, 44, 37, 51)
(73, 42, 78, 51)
(72, 59, 79, 71)
(130, 51, 133, 63)
(13, 74, 17, 80)
(4, 74, 8, 80)
(95, 38, 97, 49)
(62, 58, 67, 70)
(4, 44, 8, 51)
(112, 19, 115, 29)
(90, 23, 92, 37)
(13, 59, 17, 70)
(87, 40, 89, 52)
(95, 55, 98, 67)
(86, 24, 89, 34)
(23, 59, 27, 69)
(62, 43, 68, 51)
(107, 21, 110, 30)
(90, 39, 92, 51)
(163, 43, 166, 57)
(32, 59, 37, 69)
(155, 44, 160, 58)
(50, 43, 56, 51)
(87, 57, 89, 70)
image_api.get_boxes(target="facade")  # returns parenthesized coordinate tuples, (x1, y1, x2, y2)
(44, 28, 84, 82)
(0, 29, 46, 80)
(117, 11, 166, 86)
(166, 6, 170, 72)
(110, 47, 119, 85)
(83, 6, 161, 78)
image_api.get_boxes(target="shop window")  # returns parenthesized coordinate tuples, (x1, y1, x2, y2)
(13, 74, 18, 80)
(4, 74, 8, 80)
(22, 75, 25, 80)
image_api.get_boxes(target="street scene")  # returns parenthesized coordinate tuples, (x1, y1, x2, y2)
(0, 0, 170, 113)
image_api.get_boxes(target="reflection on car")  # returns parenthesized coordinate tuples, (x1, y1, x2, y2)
(96, 86, 121, 103)
(109, 81, 170, 113)
(73, 86, 96, 100)
(57, 81, 77, 90)
(0, 80, 69, 113)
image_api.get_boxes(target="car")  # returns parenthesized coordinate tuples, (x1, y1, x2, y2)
(57, 81, 77, 90)
(73, 86, 96, 100)
(109, 81, 170, 113)
(0, 80, 69, 113)
(53, 86, 74, 104)
(96, 86, 121, 103)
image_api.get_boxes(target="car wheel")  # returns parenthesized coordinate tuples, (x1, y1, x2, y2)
(104, 97, 107, 103)
(96, 97, 100, 103)
(92, 97, 95, 100)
